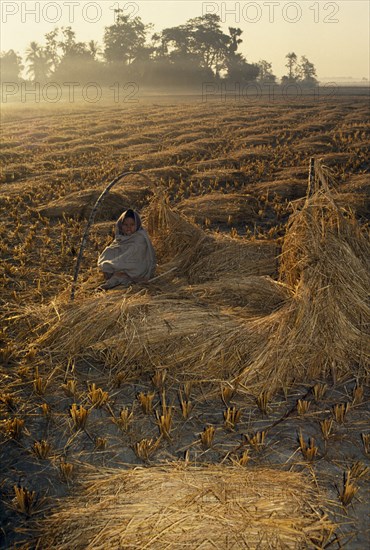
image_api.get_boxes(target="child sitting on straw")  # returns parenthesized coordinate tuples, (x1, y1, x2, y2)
(97, 209, 156, 290)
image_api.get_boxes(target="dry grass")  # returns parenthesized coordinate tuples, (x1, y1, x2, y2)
(340, 471, 359, 506)
(37, 465, 334, 549)
(70, 403, 89, 430)
(297, 399, 311, 416)
(320, 418, 334, 440)
(177, 191, 258, 225)
(238, 181, 370, 392)
(223, 406, 241, 430)
(313, 383, 328, 402)
(144, 194, 279, 283)
(137, 391, 155, 414)
(36, 188, 129, 221)
(299, 431, 319, 462)
(116, 407, 134, 431)
(179, 275, 292, 314)
(200, 425, 215, 449)
(133, 438, 160, 461)
(332, 403, 350, 424)
(13, 486, 37, 516)
(178, 389, 193, 419)
(256, 391, 271, 415)
(32, 439, 51, 459)
(246, 431, 267, 452)
(4, 418, 25, 440)
(185, 236, 278, 284)
(32, 292, 254, 381)
(59, 461, 74, 483)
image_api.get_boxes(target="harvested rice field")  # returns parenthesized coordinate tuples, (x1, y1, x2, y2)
(1, 95, 369, 548)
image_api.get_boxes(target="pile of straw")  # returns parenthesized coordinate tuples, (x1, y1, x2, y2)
(253, 179, 307, 201)
(38, 183, 152, 220)
(144, 194, 278, 282)
(239, 188, 370, 390)
(189, 168, 248, 186)
(35, 292, 255, 380)
(186, 236, 278, 284)
(182, 276, 292, 314)
(32, 195, 282, 381)
(143, 165, 190, 182)
(38, 465, 333, 549)
(336, 174, 370, 218)
(144, 192, 209, 269)
(177, 191, 258, 225)
(37, 189, 125, 220)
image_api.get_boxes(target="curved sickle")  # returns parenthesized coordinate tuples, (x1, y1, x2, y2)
(70, 171, 155, 301)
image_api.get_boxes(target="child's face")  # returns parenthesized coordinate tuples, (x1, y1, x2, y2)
(122, 217, 136, 235)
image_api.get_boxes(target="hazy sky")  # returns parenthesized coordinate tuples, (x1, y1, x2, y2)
(1, 0, 369, 80)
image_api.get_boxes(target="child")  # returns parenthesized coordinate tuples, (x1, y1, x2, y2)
(97, 209, 156, 290)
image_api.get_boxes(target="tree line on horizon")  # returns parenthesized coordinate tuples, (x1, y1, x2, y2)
(1, 12, 318, 87)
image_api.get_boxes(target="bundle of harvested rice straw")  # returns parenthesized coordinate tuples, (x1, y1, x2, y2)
(144, 193, 279, 281)
(35, 293, 256, 380)
(37, 465, 334, 549)
(238, 187, 369, 389)
(177, 191, 259, 225)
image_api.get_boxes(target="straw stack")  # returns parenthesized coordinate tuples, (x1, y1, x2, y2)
(186, 236, 278, 283)
(35, 292, 255, 380)
(144, 194, 278, 282)
(37, 183, 152, 220)
(177, 191, 259, 225)
(181, 275, 292, 314)
(144, 192, 210, 268)
(39, 465, 334, 549)
(239, 188, 370, 391)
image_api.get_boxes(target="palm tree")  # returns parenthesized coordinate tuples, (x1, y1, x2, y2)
(88, 40, 101, 60)
(26, 41, 52, 82)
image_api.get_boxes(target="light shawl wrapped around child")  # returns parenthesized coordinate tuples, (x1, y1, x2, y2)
(97, 209, 156, 289)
